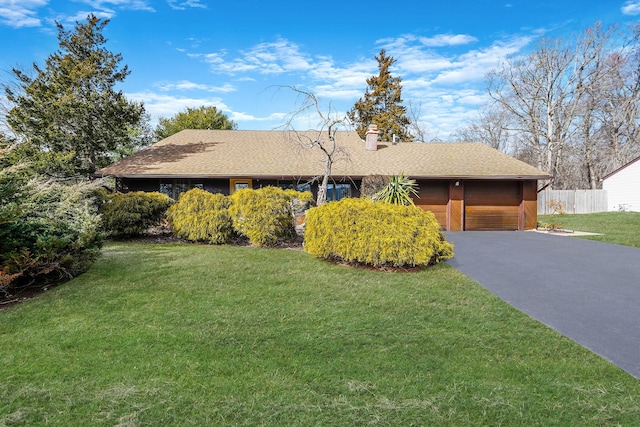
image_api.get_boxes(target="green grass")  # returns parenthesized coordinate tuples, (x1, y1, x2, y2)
(2, 243, 640, 425)
(539, 211, 640, 247)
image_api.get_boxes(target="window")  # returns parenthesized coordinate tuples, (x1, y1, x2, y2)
(278, 181, 311, 192)
(230, 179, 253, 194)
(327, 183, 351, 201)
(160, 179, 202, 199)
(159, 182, 173, 198)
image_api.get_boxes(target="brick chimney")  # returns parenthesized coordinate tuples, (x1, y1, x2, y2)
(365, 124, 379, 151)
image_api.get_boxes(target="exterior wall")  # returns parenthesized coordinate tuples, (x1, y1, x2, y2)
(521, 180, 538, 230)
(118, 177, 360, 200)
(120, 177, 539, 231)
(448, 181, 464, 231)
(121, 178, 230, 197)
(119, 178, 160, 192)
(603, 160, 640, 211)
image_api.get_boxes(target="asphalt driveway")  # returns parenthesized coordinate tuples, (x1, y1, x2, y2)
(444, 231, 640, 379)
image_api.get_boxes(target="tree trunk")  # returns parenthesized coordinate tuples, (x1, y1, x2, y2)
(316, 173, 329, 206)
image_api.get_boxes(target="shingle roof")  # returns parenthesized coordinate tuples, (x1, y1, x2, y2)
(96, 129, 550, 180)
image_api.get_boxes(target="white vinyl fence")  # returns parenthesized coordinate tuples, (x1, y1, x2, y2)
(538, 189, 608, 214)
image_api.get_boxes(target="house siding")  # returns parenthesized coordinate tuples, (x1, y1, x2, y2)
(603, 159, 640, 212)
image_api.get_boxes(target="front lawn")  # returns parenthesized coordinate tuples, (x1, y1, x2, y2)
(2, 243, 640, 425)
(538, 211, 640, 247)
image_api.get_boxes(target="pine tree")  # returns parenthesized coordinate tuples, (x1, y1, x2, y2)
(4, 14, 145, 177)
(348, 49, 413, 142)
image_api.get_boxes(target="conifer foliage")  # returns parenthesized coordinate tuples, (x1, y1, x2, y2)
(348, 49, 413, 142)
(4, 14, 145, 177)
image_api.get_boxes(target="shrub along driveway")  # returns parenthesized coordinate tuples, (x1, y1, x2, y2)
(445, 231, 640, 379)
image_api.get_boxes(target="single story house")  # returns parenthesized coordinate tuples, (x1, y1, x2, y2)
(95, 128, 550, 231)
(602, 156, 640, 212)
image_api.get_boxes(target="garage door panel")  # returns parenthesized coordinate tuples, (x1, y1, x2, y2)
(465, 182, 520, 204)
(417, 181, 449, 203)
(465, 181, 521, 231)
(415, 180, 449, 229)
(418, 205, 447, 228)
(465, 206, 519, 230)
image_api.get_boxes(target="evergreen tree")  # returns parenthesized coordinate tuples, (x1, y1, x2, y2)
(348, 49, 413, 142)
(155, 105, 237, 140)
(4, 14, 145, 177)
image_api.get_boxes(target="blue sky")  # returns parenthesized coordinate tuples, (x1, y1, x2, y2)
(0, 0, 639, 139)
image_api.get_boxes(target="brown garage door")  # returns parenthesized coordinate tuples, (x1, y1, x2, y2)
(465, 181, 520, 230)
(415, 180, 449, 228)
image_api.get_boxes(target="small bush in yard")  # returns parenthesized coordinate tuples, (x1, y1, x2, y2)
(167, 188, 233, 244)
(99, 191, 174, 238)
(304, 197, 453, 268)
(229, 187, 313, 247)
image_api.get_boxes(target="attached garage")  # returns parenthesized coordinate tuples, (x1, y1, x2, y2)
(414, 179, 540, 231)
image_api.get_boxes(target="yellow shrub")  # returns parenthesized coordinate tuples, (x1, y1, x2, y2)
(229, 186, 313, 247)
(167, 188, 233, 244)
(304, 198, 453, 268)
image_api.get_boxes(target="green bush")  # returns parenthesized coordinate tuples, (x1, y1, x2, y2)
(229, 187, 313, 247)
(1, 167, 103, 297)
(167, 188, 233, 244)
(304, 198, 453, 268)
(99, 191, 174, 238)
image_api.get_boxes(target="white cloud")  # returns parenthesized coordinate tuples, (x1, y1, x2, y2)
(0, 0, 47, 28)
(622, 1, 640, 15)
(179, 31, 536, 136)
(167, 0, 206, 10)
(127, 90, 288, 129)
(56, 1, 155, 24)
(230, 111, 288, 123)
(199, 38, 313, 75)
(127, 90, 232, 123)
(155, 80, 236, 93)
(432, 35, 533, 84)
(378, 33, 477, 49)
(78, 0, 155, 12)
(64, 10, 115, 22)
(419, 34, 479, 47)
(308, 57, 376, 95)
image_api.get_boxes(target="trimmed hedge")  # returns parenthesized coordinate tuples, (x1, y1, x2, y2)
(304, 198, 453, 268)
(99, 191, 174, 238)
(229, 187, 313, 247)
(167, 188, 233, 244)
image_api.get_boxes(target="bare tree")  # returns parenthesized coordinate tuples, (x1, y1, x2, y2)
(281, 87, 351, 206)
(407, 100, 426, 142)
(452, 103, 513, 153)
(486, 22, 635, 189)
(598, 26, 640, 172)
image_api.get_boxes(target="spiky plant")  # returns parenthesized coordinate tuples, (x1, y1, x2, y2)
(372, 173, 419, 205)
